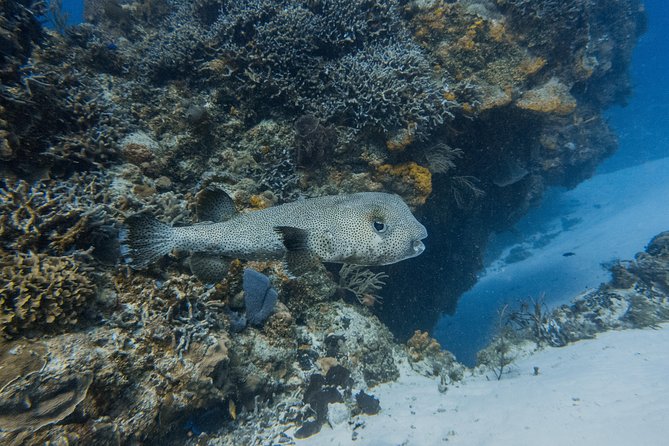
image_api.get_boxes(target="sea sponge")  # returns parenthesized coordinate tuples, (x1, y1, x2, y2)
(0, 252, 96, 337)
(375, 162, 433, 206)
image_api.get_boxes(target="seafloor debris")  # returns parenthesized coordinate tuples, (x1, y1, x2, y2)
(0, 0, 648, 443)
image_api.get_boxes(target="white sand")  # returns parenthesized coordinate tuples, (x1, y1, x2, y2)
(296, 325, 669, 446)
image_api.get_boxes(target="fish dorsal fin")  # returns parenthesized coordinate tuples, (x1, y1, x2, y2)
(274, 226, 309, 251)
(189, 252, 230, 284)
(196, 186, 238, 223)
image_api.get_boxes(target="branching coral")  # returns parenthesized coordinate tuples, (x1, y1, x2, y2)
(0, 42, 125, 174)
(0, 252, 96, 337)
(0, 174, 119, 259)
(320, 39, 451, 138)
(0, 0, 45, 84)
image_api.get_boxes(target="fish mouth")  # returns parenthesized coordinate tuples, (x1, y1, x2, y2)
(407, 223, 427, 258)
(411, 239, 426, 256)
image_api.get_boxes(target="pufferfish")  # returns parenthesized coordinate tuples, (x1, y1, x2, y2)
(120, 187, 427, 281)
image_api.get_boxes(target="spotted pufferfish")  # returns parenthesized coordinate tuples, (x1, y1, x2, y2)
(120, 187, 427, 281)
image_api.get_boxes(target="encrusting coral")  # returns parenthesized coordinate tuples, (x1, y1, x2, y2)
(375, 162, 433, 206)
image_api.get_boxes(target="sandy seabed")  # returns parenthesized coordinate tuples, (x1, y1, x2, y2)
(296, 324, 669, 446)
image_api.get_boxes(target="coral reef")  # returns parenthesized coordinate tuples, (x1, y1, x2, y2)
(0, 0, 647, 443)
(0, 175, 119, 258)
(406, 330, 465, 388)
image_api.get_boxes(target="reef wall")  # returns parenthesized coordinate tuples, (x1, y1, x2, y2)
(0, 0, 646, 444)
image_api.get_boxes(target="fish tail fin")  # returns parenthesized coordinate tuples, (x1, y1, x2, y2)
(119, 213, 176, 268)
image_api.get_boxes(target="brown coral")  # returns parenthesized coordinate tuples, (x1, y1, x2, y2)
(122, 142, 155, 165)
(0, 252, 96, 337)
(0, 368, 93, 433)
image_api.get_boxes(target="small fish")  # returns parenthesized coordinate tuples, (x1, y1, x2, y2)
(562, 252, 576, 257)
(120, 187, 427, 281)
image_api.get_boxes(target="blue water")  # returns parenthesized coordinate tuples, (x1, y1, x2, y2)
(436, 0, 669, 366)
(45, 0, 83, 28)
(599, 0, 669, 173)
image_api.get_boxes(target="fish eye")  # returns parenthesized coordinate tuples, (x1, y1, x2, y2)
(373, 220, 387, 233)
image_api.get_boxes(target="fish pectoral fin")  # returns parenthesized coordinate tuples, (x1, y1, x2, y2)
(196, 185, 238, 223)
(189, 252, 231, 284)
(283, 251, 323, 277)
(274, 226, 309, 251)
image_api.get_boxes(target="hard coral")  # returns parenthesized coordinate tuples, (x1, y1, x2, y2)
(0, 38, 125, 174)
(0, 367, 93, 433)
(406, 330, 442, 363)
(141, 0, 450, 139)
(0, 175, 118, 259)
(406, 330, 464, 380)
(0, 0, 45, 84)
(0, 252, 96, 337)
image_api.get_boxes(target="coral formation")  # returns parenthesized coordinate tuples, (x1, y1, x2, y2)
(0, 369, 93, 433)
(0, 175, 119, 258)
(407, 330, 465, 383)
(516, 78, 578, 115)
(0, 252, 96, 337)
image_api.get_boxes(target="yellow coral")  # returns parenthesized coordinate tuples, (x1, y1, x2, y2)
(407, 330, 443, 362)
(518, 57, 546, 77)
(443, 90, 457, 102)
(488, 19, 507, 42)
(375, 162, 432, 206)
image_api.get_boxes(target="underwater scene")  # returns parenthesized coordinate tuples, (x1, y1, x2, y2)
(1, 0, 667, 444)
